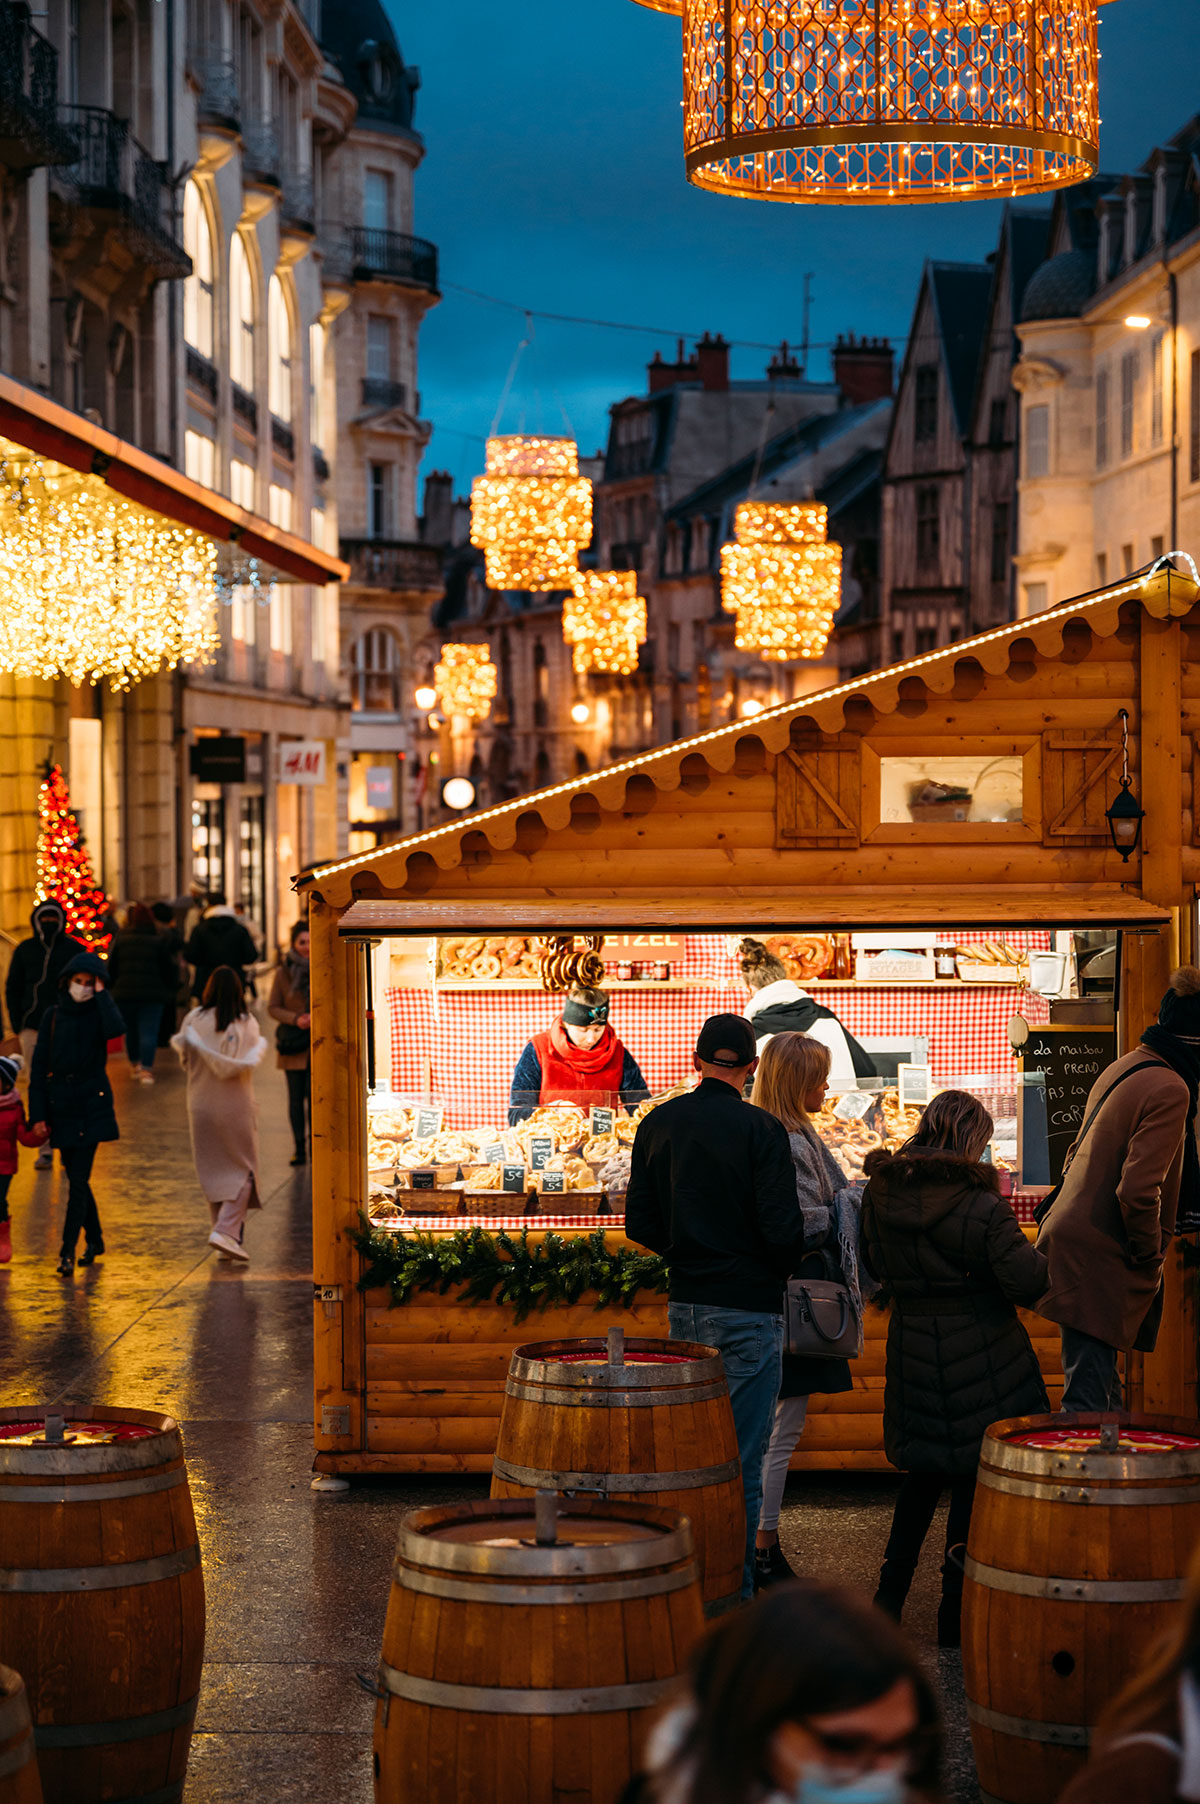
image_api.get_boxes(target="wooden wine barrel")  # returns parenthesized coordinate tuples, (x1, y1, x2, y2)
(0, 1407, 206, 1804)
(963, 1411, 1200, 1804)
(0, 1668, 42, 1804)
(373, 1494, 704, 1804)
(490, 1330, 744, 1615)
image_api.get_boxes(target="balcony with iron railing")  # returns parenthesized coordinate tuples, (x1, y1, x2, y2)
(186, 345, 218, 400)
(280, 168, 314, 233)
(241, 118, 279, 187)
(341, 537, 444, 593)
(0, 0, 74, 169)
(185, 44, 238, 132)
(271, 415, 295, 461)
(319, 224, 438, 293)
(52, 104, 189, 278)
(361, 377, 407, 411)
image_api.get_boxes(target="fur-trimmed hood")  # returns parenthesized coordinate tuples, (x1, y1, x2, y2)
(865, 1145, 999, 1231)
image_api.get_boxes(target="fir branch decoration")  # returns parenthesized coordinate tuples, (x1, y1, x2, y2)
(350, 1217, 669, 1323)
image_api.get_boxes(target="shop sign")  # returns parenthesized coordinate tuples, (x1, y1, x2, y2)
(502, 1164, 527, 1193)
(599, 933, 685, 964)
(279, 740, 326, 785)
(190, 737, 245, 784)
(415, 1103, 445, 1139)
(366, 765, 395, 811)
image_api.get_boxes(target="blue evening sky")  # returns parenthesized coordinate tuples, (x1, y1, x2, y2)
(390, 2, 1197, 494)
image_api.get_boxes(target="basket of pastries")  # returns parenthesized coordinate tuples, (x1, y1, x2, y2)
(512, 1102, 589, 1156)
(437, 935, 542, 982)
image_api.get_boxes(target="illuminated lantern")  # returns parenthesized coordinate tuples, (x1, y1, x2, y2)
(720, 503, 841, 660)
(683, 0, 1099, 204)
(470, 436, 592, 592)
(565, 570, 647, 676)
(434, 643, 498, 721)
(631, 0, 681, 11)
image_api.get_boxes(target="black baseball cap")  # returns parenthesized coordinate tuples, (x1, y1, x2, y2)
(695, 1013, 757, 1069)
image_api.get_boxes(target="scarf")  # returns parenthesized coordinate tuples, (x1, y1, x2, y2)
(285, 952, 311, 1005)
(533, 1017, 627, 1110)
(1141, 1024, 1200, 1232)
(547, 1015, 620, 1076)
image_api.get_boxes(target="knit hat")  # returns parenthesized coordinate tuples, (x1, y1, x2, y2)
(1158, 968, 1200, 1042)
(0, 1053, 22, 1090)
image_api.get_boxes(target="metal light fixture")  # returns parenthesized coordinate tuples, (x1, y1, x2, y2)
(570, 700, 591, 725)
(631, 0, 681, 10)
(470, 436, 591, 592)
(682, 0, 1100, 205)
(442, 777, 477, 812)
(413, 683, 437, 710)
(1124, 315, 1153, 330)
(1105, 709, 1145, 862)
(721, 502, 842, 659)
(433, 643, 498, 722)
(564, 569, 647, 675)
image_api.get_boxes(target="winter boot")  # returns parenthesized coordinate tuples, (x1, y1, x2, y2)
(754, 1542, 798, 1589)
(937, 1543, 967, 1648)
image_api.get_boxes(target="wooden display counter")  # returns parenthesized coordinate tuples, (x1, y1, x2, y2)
(304, 563, 1200, 1479)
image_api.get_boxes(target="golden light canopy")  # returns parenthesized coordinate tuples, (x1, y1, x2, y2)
(434, 642, 499, 722)
(470, 435, 592, 592)
(565, 569, 648, 676)
(721, 501, 842, 659)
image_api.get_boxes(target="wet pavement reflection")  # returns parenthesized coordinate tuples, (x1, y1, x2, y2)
(0, 1038, 978, 1802)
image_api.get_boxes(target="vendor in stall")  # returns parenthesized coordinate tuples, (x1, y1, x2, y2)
(738, 937, 876, 1085)
(509, 984, 650, 1123)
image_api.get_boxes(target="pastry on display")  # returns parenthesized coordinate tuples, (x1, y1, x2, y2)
(459, 1165, 505, 1190)
(582, 1132, 620, 1163)
(437, 935, 542, 981)
(765, 933, 834, 982)
(512, 1103, 589, 1155)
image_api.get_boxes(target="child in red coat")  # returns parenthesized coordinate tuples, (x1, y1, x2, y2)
(0, 1053, 48, 1261)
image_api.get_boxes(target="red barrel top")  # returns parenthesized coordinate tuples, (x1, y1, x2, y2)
(0, 1419, 160, 1446)
(1007, 1426, 1200, 1453)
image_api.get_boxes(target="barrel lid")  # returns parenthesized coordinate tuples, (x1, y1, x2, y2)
(0, 1419, 160, 1447)
(1009, 1427, 1200, 1454)
(509, 1337, 723, 1390)
(397, 1497, 695, 1579)
(0, 1406, 182, 1476)
(985, 1412, 1200, 1482)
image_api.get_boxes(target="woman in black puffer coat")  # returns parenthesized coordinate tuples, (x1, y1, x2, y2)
(861, 1089, 1048, 1647)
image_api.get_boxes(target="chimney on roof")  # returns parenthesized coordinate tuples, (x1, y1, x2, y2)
(767, 340, 802, 385)
(695, 331, 730, 392)
(833, 332, 894, 405)
(648, 336, 698, 393)
(421, 469, 454, 547)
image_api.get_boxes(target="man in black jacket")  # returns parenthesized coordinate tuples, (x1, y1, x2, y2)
(625, 1013, 802, 1600)
(185, 895, 259, 1000)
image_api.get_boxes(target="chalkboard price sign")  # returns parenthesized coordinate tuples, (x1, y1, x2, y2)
(1018, 1025, 1116, 1185)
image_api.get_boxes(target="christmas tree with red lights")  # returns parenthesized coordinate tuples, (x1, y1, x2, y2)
(35, 763, 111, 951)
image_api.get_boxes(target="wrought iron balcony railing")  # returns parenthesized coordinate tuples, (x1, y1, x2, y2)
(241, 119, 279, 185)
(53, 104, 189, 277)
(361, 377, 407, 410)
(340, 536, 444, 592)
(270, 415, 295, 461)
(279, 168, 314, 231)
(319, 224, 438, 293)
(0, 2, 76, 170)
(232, 382, 257, 432)
(186, 45, 238, 131)
(186, 345, 218, 400)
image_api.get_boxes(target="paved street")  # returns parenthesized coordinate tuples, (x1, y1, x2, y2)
(0, 1030, 979, 1802)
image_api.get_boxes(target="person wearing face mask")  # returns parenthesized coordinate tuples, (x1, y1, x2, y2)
(5, 898, 86, 1169)
(622, 1580, 942, 1804)
(508, 984, 649, 1123)
(29, 952, 123, 1276)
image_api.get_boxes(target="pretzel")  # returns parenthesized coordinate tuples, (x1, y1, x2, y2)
(472, 952, 502, 980)
(582, 1133, 620, 1163)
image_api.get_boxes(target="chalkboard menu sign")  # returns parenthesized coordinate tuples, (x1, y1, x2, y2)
(1017, 1025, 1116, 1185)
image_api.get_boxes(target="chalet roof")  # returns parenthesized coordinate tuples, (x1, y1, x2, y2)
(303, 562, 1198, 908)
(926, 263, 993, 435)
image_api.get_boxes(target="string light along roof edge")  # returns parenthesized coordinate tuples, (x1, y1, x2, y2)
(300, 559, 1198, 902)
(0, 370, 347, 585)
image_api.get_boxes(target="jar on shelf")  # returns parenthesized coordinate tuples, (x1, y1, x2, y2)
(653, 961, 671, 982)
(934, 942, 958, 980)
(616, 960, 633, 982)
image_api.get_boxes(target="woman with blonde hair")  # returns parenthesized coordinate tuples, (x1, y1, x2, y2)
(861, 1089, 1048, 1646)
(1059, 1537, 1200, 1802)
(750, 1031, 871, 1589)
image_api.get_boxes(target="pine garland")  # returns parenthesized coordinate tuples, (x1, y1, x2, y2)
(350, 1217, 669, 1323)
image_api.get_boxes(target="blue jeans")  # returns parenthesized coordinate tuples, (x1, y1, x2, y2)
(123, 1002, 163, 1071)
(668, 1302, 783, 1600)
(1059, 1326, 1123, 1413)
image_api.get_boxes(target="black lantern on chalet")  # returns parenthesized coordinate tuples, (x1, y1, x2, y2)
(1105, 709, 1145, 862)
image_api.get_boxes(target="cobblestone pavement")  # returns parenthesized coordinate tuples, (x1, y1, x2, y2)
(0, 1033, 979, 1801)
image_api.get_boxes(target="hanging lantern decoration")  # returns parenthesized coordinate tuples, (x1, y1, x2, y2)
(434, 643, 498, 721)
(565, 570, 647, 676)
(682, 0, 1099, 205)
(721, 503, 841, 661)
(470, 435, 592, 592)
(631, 0, 681, 11)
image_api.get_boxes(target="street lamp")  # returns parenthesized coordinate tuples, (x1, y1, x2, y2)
(570, 700, 590, 725)
(1124, 315, 1152, 330)
(414, 684, 437, 710)
(1105, 710, 1145, 862)
(442, 777, 476, 812)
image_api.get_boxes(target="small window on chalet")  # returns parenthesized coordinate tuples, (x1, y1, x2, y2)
(881, 755, 1023, 825)
(915, 486, 940, 568)
(914, 364, 938, 442)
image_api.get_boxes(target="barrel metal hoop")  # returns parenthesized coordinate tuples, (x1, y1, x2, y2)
(398, 1522, 695, 1579)
(702, 1590, 743, 1618)
(978, 1468, 1200, 1508)
(0, 1467, 188, 1505)
(0, 1544, 200, 1594)
(986, 1444, 1200, 1483)
(966, 1700, 1091, 1748)
(377, 1663, 677, 1716)
(33, 1694, 198, 1748)
(965, 1555, 1185, 1604)
(508, 1353, 719, 1392)
(491, 1457, 740, 1494)
(0, 1420, 183, 1478)
(0, 1738, 34, 1780)
(504, 1379, 727, 1409)
(397, 1563, 697, 1607)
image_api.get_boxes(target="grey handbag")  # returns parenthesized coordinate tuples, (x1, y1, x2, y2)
(785, 1277, 860, 1359)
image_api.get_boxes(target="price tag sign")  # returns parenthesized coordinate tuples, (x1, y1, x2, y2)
(482, 1142, 507, 1165)
(529, 1135, 554, 1171)
(502, 1164, 527, 1193)
(415, 1104, 445, 1139)
(898, 1063, 932, 1109)
(589, 1107, 615, 1136)
(833, 1091, 875, 1121)
(410, 1169, 436, 1190)
(540, 1171, 566, 1194)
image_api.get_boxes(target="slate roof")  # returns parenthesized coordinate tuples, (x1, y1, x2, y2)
(926, 263, 993, 435)
(665, 397, 890, 522)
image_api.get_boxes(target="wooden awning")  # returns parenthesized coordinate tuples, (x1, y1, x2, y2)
(336, 889, 1172, 937)
(0, 372, 348, 585)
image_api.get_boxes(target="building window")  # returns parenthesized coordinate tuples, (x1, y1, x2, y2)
(366, 315, 393, 381)
(1120, 351, 1137, 459)
(1024, 404, 1049, 477)
(990, 501, 1010, 584)
(267, 274, 292, 424)
(364, 169, 391, 232)
(913, 363, 938, 442)
(1096, 552, 1107, 586)
(311, 507, 330, 665)
(1191, 349, 1200, 484)
(230, 458, 255, 510)
(182, 182, 214, 358)
(1121, 542, 1134, 575)
(369, 462, 392, 539)
(351, 627, 402, 712)
(988, 397, 1007, 447)
(267, 484, 292, 654)
(184, 429, 215, 489)
(915, 485, 940, 568)
(229, 232, 255, 394)
(309, 321, 326, 453)
(1024, 581, 1048, 615)
(1151, 333, 1164, 447)
(1096, 365, 1110, 470)
(1151, 535, 1164, 561)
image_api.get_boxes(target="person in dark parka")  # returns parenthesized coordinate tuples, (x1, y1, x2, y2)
(861, 1089, 1048, 1647)
(29, 951, 123, 1276)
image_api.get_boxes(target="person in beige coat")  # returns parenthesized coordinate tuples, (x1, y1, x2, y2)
(172, 966, 266, 1262)
(1036, 966, 1200, 1412)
